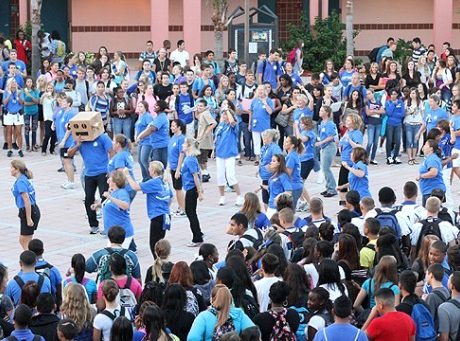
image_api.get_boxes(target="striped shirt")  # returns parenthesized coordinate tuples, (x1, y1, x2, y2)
(412, 46, 426, 64)
(89, 94, 110, 120)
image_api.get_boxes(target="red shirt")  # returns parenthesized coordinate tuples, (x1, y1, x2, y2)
(14, 39, 31, 64)
(366, 311, 416, 341)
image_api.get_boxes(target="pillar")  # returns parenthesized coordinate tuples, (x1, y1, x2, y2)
(183, 0, 202, 57)
(309, 0, 319, 25)
(150, 0, 169, 51)
(322, 0, 329, 18)
(19, 0, 28, 25)
(433, 0, 453, 54)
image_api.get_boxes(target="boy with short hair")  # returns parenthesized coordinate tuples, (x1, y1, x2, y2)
(195, 99, 217, 182)
(424, 263, 450, 328)
(360, 217, 380, 269)
(7, 304, 45, 341)
(254, 253, 282, 312)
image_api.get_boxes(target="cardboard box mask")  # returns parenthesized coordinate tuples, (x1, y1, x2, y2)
(69, 112, 104, 141)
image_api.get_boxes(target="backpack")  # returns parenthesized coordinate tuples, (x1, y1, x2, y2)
(415, 218, 442, 255)
(97, 248, 130, 282)
(7, 336, 41, 341)
(241, 293, 259, 320)
(116, 276, 137, 311)
(35, 262, 52, 280)
(55, 40, 66, 58)
(14, 275, 45, 292)
(446, 300, 460, 341)
(269, 308, 296, 341)
(374, 208, 401, 239)
(74, 321, 93, 341)
(240, 229, 264, 251)
(368, 46, 382, 63)
(289, 305, 309, 340)
(185, 289, 200, 316)
(101, 306, 126, 321)
(283, 228, 305, 250)
(287, 48, 297, 65)
(438, 207, 454, 225)
(409, 300, 437, 341)
(210, 307, 236, 341)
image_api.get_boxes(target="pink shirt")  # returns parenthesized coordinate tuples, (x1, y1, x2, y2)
(97, 276, 143, 301)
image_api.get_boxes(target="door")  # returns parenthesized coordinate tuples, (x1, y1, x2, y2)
(0, 0, 11, 37)
(41, 0, 69, 46)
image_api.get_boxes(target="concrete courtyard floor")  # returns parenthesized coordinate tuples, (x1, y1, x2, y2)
(0, 146, 459, 280)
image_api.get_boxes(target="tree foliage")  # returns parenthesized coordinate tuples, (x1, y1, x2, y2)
(282, 12, 358, 72)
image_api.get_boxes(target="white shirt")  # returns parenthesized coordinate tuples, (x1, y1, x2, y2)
(93, 305, 131, 340)
(397, 202, 426, 225)
(228, 228, 262, 250)
(367, 207, 412, 236)
(351, 216, 366, 236)
(319, 283, 349, 302)
(254, 276, 282, 312)
(410, 217, 458, 246)
(170, 49, 190, 67)
(304, 262, 346, 287)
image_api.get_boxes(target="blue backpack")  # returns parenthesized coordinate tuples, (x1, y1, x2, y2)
(290, 306, 309, 341)
(374, 208, 401, 239)
(410, 301, 436, 341)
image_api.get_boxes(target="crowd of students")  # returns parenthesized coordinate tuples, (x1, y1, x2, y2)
(2, 31, 460, 340)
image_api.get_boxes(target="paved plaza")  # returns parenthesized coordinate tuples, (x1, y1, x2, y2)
(0, 148, 459, 279)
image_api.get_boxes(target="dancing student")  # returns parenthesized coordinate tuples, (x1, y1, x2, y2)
(214, 99, 243, 206)
(10, 160, 40, 250)
(262, 154, 292, 219)
(258, 129, 282, 209)
(316, 106, 338, 198)
(125, 161, 173, 257)
(338, 147, 372, 200)
(134, 101, 154, 182)
(284, 135, 305, 209)
(169, 119, 186, 217)
(108, 134, 136, 201)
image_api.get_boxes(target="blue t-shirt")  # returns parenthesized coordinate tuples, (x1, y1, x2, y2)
(293, 107, 313, 124)
(181, 156, 201, 191)
(102, 188, 134, 237)
(5, 272, 52, 305)
(3, 90, 22, 113)
(340, 70, 354, 89)
(79, 134, 113, 176)
(35, 259, 62, 295)
(149, 112, 169, 149)
(285, 151, 303, 191)
(135, 113, 154, 146)
(300, 129, 316, 162)
(253, 212, 271, 230)
(63, 276, 98, 304)
(250, 98, 274, 132)
(139, 177, 173, 220)
(313, 323, 368, 341)
(168, 134, 185, 171)
(362, 279, 400, 307)
(215, 122, 239, 159)
(451, 114, 460, 149)
(108, 150, 134, 177)
(2, 60, 26, 73)
(339, 129, 363, 166)
(259, 143, 282, 180)
(349, 161, 372, 199)
(20, 88, 40, 115)
(268, 172, 293, 208)
(419, 153, 446, 195)
(319, 120, 337, 149)
(439, 134, 454, 169)
(257, 60, 282, 89)
(55, 108, 76, 147)
(12, 174, 36, 208)
(425, 107, 448, 132)
(192, 77, 216, 96)
(175, 93, 195, 124)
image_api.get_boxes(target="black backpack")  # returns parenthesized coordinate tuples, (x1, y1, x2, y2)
(14, 275, 45, 292)
(240, 294, 259, 320)
(415, 218, 442, 255)
(283, 228, 305, 251)
(238, 229, 264, 251)
(101, 306, 126, 320)
(438, 207, 454, 225)
(368, 46, 382, 63)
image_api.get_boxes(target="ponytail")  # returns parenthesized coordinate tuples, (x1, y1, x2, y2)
(11, 160, 33, 179)
(114, 134, 132, 152)
(288, 135, 304, 154)
(71, 254, 86, 284)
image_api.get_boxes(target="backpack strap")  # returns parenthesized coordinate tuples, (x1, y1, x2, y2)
(35, 262, 52, 271)
(101, 310, 116, 320)
(448, 299, 460, 310)
(262, 60, 267, 82)
(33, 335, 41, 341)
(6, 336, 18, 341)
(36, 274, 45, 292)
(13, 275, 25, 289)
(353, 329, 361, 341)
(433, 290, 448, 302)
(124, 276, 132, 289)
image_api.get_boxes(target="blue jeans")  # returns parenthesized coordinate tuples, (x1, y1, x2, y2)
(320, 143, 337, 194)
(385, 124, 402, 158)
(112, 117, 132, 140)
(241, 121, 254, 157)
(150, 147, 168, 168)
(292, 188, 303, 209)
(366, 124, 381, 160)
(405, 123, 422, 149)
(138, 144, 152, 181)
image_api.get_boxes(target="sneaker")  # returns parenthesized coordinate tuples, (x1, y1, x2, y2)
(235, 196, 244, 206)
(316, 171, 324, 184)
(370, 160, 378, 165)
(99, 230, 107, 236)
(7, 150, 13, 157)
(57, 167, 64, 172)
(61, 182, 76, 189)
(202, 174, 210, 182)
(12, 143, 18, 150)
(186, 241, 203, 247)
(41, 152, 46, 156)
(219, 197, 226, 206)
(18, 150, 24, 157)
(320, 190, 328, 196)
(2, 142, 7, 150)
(386, 157, 393, 165)
(89, 226, 99, 234)
(174, 210, 186, 218)
(393, 157, 402, 164)
(323, 192, 337, 198)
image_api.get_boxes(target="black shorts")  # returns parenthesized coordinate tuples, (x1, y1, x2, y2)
(198, 149, 211, 164)
(262, 180, 269, 204)
(170, 169, 183, 190)
(301, 159, 315, 180)
(60, 147, 73, 159)
(19, 205, 41, 236)
(338, 165, 349, 192)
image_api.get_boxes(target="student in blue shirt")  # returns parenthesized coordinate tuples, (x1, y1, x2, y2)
(10, 160, 41, 250)
(338, 113, 364, 205)
(68, 131, 114, 234)
(262, 154, 293, 219)
(180, 138, 204, 247)
(20, 77, 40, 152)
(239, 192, 271, 230)
(249, 85, 274, 164)
(284, 135, 305, 210)
(137, 100, 170, 168)
(5, 304, 45, 341)
(108, 134, 136, 201)
(175, 82, 195, 138)
(293, 93, 314, 136)
(257, 49, 282, 89)
(450, 99, 460, 182)
(258, 129, 282, 208)
(3, 78, 24, 157)
(168, 119, 186, 217)
(126, 161, 173, 257)
(385, 88, 405, 165)
(417, 94, 449, 145)
(214, 100, 243, 207)
(339, 147, 372, 200)
(135, 101, 155, 183)
(5, 251, 51, 306)
(417, 139, 446, 206)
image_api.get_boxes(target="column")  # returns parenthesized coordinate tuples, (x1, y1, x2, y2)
(309, 0, 319, 25)
(322, 0, 329, 18)
(433, 0, 452, 54)
(183, 0, 202, 56)
(19, 0, 28, 25)
(150, 0, 169, 50)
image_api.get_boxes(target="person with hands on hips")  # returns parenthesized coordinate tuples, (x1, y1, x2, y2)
(10, 160, 41, 250)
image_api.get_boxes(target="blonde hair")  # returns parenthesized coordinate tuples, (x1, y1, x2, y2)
(36, 75, 47, 91)
(149, 160, 166, 179)
(262, 129, 280, 143)
(211, 284, 232, 328)
(345, 112, 363, 130)
(5, 78, 18, 92)
(11, 160, 33, 179)
(60, 283, 93, 330)
(240, 192, 262, 224)
(184, 137, 201, 156)
(417, 235, 440, 270)
(254, 85, 267, 99)
(151, 239, 171, 283)
(111, 170, 126, 188)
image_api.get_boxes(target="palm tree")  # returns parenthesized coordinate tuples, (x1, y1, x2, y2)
(209, 0, 228, 71)
(30, 0, 43, 78)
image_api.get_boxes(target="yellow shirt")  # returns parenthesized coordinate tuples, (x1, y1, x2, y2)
(360, 238, 377, 268)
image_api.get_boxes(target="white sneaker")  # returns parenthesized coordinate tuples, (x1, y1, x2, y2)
(316, 170, 324, 184)
(219, 197, 226, 206)
(235, 196, 244, 206)
(89, 226, 99, 234)
(61, 182, 76, 189)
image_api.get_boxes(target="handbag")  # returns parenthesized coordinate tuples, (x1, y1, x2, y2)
(274, 112, 289, 127)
